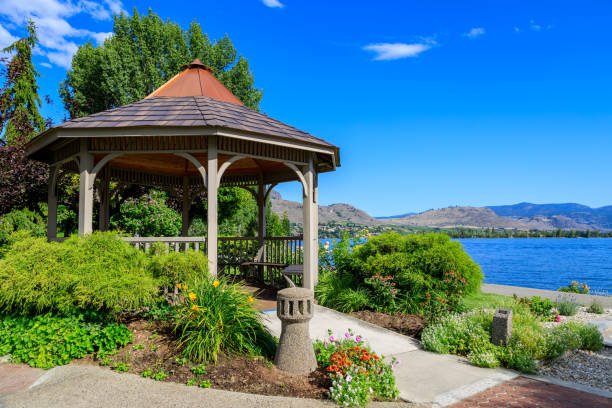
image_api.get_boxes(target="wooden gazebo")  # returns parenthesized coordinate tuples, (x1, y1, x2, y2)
(25, 60, 340, 289)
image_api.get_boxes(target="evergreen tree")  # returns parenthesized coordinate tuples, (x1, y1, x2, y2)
(0, 21, 46, 146)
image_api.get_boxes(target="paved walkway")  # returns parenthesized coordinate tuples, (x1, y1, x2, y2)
(264, 305, 519, 405)
(448, 376, 611, 408)
(482, 283, 612, 308)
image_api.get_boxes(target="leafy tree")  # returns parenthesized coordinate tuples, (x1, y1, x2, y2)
(0, 21, 46, 146)
(60, 8, 262, 118)
(0, 145, 48, 215)
(110, 190, 181, 236)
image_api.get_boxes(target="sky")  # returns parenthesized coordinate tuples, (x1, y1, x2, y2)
(1, 0, 611, 216)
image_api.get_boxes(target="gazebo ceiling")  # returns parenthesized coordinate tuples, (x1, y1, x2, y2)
(26, 59, 340, 175)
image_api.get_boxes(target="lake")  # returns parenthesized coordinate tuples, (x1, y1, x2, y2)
(319, 238, 612, 293)
(458, 238, 612, 293)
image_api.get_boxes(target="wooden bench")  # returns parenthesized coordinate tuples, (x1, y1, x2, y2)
(280, 264, 304, 287)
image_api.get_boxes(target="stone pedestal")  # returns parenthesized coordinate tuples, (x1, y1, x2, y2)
(492, 308, 513, 346)
(274, 287, 317, 375)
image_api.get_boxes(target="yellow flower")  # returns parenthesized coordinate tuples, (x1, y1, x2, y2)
(191, 304, 200, 312)
(212, 280, 220, 288)
(247, 296, 253, 303)
(188, 292, 197, 301)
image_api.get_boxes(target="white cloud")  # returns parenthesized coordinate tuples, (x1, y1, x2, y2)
(464, 27, 485, 39)
(262, 0, 284, 8)
(363, 42, 432, 61)
(40, 62, 52, 68)
(0, 0, 125, 68)
(529, 20, 541, 31)
(0, 22, 18, 49)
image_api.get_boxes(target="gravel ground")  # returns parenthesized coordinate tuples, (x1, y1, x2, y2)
(542, 306, 611, 328)
(539, 348, 612, 391)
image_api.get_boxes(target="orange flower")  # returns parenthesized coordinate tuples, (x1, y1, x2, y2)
(247, 296, 253, 303)
(188, 292, 197, 301)
(191, 304, 200, 312)
(176, 283, 182, 290)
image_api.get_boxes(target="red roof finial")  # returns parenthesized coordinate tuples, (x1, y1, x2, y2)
(182, 59, 213, 73)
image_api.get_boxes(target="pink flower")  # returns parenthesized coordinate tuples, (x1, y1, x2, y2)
(554, 314, 562, 322)
(345, 332, 352, 339)
(329, 336, 335, 342)
(355, 336, 363, 343)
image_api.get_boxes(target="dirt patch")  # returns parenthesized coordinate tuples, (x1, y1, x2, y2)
(350, 311, 426, 338)
(76, 320, 329, 399)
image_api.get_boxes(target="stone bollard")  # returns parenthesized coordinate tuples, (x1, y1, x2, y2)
(274, 287, 317, 375)
(492, 308, 513, 346)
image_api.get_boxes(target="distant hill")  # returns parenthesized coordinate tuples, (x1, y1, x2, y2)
(269, 192, 612, 231)
(488, 202, 612, 230)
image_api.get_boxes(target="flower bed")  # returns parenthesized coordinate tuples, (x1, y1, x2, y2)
(314, 330, 399, 407)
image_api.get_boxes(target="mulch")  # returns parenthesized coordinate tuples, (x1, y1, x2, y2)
(349, 310, 426, 338)
(76, 320, 330, 399)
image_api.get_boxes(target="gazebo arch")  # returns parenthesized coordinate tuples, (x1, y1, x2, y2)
(25, 59, 340, 290)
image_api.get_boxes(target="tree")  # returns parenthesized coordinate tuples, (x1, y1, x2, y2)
(60, 8, 262, 118)
(0, 145, 48, 215)
(0, 21, 46, 146)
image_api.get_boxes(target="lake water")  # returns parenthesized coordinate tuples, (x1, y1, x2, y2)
(457, 238, 612, 293)
(319, 238, 612, 293)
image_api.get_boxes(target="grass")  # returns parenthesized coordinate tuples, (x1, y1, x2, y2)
(462, 291, 515, 310)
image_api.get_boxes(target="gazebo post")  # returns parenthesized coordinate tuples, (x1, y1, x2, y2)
(207, 136, 218, 276)
(99, 167, 110, 232)
(302, 154, 318, 290)
(78, 140, 94, 236)
(181, 176, 190, 237)
(257, 177, 266, 253)
(47, 165, 58, 240)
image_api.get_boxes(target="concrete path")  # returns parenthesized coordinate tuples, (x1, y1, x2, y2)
(0, 365, 423, 408)
(264, 305, 518, 406)
(482, 283, 612, 308)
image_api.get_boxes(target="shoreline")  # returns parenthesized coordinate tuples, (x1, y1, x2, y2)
(481, 283, 612, 308)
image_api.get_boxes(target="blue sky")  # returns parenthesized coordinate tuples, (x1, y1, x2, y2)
(1, 1, 611, 216)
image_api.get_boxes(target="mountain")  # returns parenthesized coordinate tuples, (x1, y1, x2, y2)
(270, 191, 381, 226)
(269, 192, 612, 231)
(488, 203, 612, 230)
(376, 213, 416, 219)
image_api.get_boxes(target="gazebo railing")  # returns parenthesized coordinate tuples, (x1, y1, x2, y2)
(121, 235, 304, 287)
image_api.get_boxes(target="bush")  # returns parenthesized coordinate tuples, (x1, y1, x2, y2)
(558, 281, 590, 294)
(588, 300, 604, 314)
(173, 277, 276, 362)
(0, 232, 158, 316)
(0, 313, 132, 369)
(527, 296, 555, 317)
(314, 330, 399, 406)
(315, 269, 370, 313)
(556, 296, 579, 316)
(148, 248, 208, 288)
(565, 321, 603, 351)
(110, 190, 181, 237)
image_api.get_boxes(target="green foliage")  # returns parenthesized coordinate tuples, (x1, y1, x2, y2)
(514, 295, 555, 318)
(60, 8, 262, 119)
(588, 300, 604, 314)
(148, 249, 208, 287)
(461, 291, 515, 311)
(0, 232, 158, 316)
(199, 380, 211, 388)
(186, 379, 197, 386)
(0, 20, 46, 145)
(0, 313, 132, 369)
(111, 190, 181, 237)
(152, 370, 168, 381)
(0, 207, 46, 247)
(556, 297, 579, 316)
(174, 277, 276, 363)
(142, 299, 178, 321)
(315, 269, 370, 313)
(558, 281, 590, 294)
(112, 361, 130, 372)
(314, 330, 399, 406)
(190, 364, 206, 376)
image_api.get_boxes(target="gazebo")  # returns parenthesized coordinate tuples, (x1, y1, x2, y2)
(25, 59, 340, 290)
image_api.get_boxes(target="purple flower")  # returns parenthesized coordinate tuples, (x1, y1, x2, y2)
(315, 349, 321, 354)
(345, 332, 352, 339)
(329, 336, 335, 342)
(355, 336, 363, 343)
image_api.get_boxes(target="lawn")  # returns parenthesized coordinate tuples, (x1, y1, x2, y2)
(462, 290, 515, 310)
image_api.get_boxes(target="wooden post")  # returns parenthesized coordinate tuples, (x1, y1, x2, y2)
(181, 176, 190, 237)
(78, 140, 94, 236)
(207, 136, 218, 276)
(302, 154, 316, 290)
(99, 166, 110, 232)
(47, 165, 58, 240)
(312, 161, 319, 287)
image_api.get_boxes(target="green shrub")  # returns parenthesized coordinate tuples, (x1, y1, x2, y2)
(588, 300, 604, 314)
(0, 232, 158, 316)
(0, 313, 132, 369)
(564, 321, 603, 351)
(556, 297, 579, 316)
(421, 311, 492, 355)
(174, 277, 276, 362)
(148, 249, 208, 288)
(558, 281, 590, 294)
(315, 269, 370, 313)
(497, 343, 537, 374)
(528, 296, 555, 317)
(110, 190, 181, 237)
(0, 207, 46, 258)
